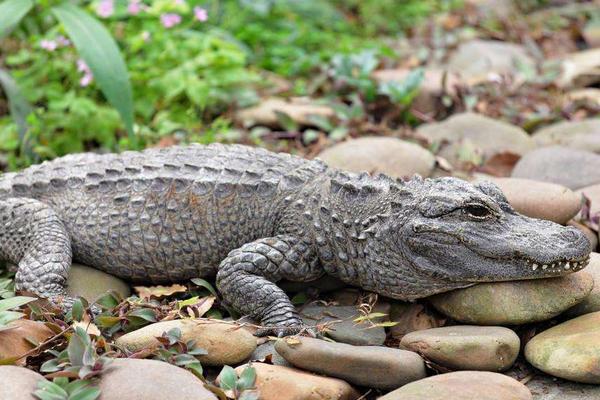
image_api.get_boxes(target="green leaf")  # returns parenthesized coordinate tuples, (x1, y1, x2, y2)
(353, 312, 387, 323)
(0, 296, 36, 312)
(190, 278, 218, 297)
(69, 386, 100, 400)
(67, 327, 91, 366)
(219, 365, 237, 391)
(0, 310, 24, 327)
(128, 308, 157, 322)
(71, 298, 84, 322)
(236, 365, 256, 391)
(0, 68, 34, 158)
(0, 0, 34, 38)
(51, 3, 135, 142)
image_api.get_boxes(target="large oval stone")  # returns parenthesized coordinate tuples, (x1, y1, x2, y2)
(565, 253, 600, 317)
(512, 146, 600, 190)
(532, 118, 600, 153)
(400, 326, 520, 372)
(525, 311, 600, 384)
(115, 320, 256, 366)
(576, 183, 600, 217)
(473, 177, 581, 224)
(67, 263, 130, 302)
(317, 137, 436, 178)
(233, 362, 360, 400)
(275, 336, 426, 390)
(99, 358, 216, 399)
(0, 366, 46, 400)
(379, 371, 532, 400)
(429, 272, 593, 325)
(416, 113, 534, 167)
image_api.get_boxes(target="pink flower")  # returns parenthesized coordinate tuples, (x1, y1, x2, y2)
(96, 0, 114, 18)
(77, 59, 94, 87)
(56, 35, 71, 47)
(40, 39, 57, 51)
(160, 13, 181, 28)
(174, 0, 186, 5)
(194, 6, 208, 22)
(127, 0, 142, 15)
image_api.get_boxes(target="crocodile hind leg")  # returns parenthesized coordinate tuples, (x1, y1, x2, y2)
(216, 235, 323, 337)
(0, 198, 74, 308)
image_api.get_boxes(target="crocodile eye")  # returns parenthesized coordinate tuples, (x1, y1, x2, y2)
(464, 204, 492, 220)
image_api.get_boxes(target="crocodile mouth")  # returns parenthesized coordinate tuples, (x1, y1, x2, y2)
(524, 255, 590, 274)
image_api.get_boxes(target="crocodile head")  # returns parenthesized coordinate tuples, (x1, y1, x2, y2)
(363, 177, 592, 300)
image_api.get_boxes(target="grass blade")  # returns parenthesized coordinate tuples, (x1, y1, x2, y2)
(0, 0, 34, 38)
(0, 68, 35, 158)
(51, 3, 135, 143)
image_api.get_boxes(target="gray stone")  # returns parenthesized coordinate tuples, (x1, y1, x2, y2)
(317, 137, 436, 179)
(533, 119, 600, 153)
(447, 40, 536, 85)
(565, 253, 600, 317)
(99, 358, 216, 399)
(300, 305, 386, 346)
(67, 263, 130, 302)
(275, 336, 426, 390)
(400, 326, 520, 372)
(379, 371, 532, 400)
(416, 113, 534, 167)
(527, 373, 600, 400)
(511, 146, 600, 190)
(249, 341, 290, 367)
(0, 366, 45, 400)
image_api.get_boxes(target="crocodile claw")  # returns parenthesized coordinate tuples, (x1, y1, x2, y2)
(255, 323, 320, 338)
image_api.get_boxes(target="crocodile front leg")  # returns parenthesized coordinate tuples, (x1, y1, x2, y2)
(216, 235, 323, 337)
(0, 198, 74, 309)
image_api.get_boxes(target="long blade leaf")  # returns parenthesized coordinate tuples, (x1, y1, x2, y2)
(51, 3, 135, 142)
(0, 0, 34, 38)
(0, 68, 34, 158)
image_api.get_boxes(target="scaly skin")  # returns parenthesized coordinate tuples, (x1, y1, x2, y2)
(0, 144, 592, 335)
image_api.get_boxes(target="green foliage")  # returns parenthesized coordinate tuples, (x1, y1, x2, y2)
(0, 295, 36, 329)
(95, 293, 158, 336)
(219, 364, 258, 400)
(35, 378, 100, 400)
(152, 327, 207, 376)
(0, 0, 34, 38)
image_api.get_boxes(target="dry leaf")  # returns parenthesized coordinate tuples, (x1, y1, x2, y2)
(477, 151, 521, 177)
(134, 284, 188, 299)
(72, 321, 101, 336)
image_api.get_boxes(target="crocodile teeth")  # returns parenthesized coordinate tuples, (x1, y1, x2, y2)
(542, 264, 548, 270)
(532, 264, 538, 271)
(564, 262, 571, 270)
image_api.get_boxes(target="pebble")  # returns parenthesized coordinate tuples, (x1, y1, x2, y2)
(67, 263, 131, 302)
(275, 336, 426, 390)
(400, 326, 520, 372)
(0, 319, 55, 365)
(0, 366, 45, 400)
(429, 271, 593, 325)
(526, 373, 600, 400)
(388, 302, 445, 340)
(473, 177, 581, 224)
(564, 253, 600, 317)
(555, 48, 600, 88)
(317, 137, 436, 179)
(379, 371, 532, 400)
(532, 119, 600, 153)
(447, 39, 535, 85)
(115, 320, 257, 366)
(99, 358, 216, 399)
(511, 146, 600, 190)
(234, 362, 360, 400)
(301, 305, 386, 346)
(235, 97, 335, 127)
(416, 113, 534, 167)
(525, 311, 600, 384)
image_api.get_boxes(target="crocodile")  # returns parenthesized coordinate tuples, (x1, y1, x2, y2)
(0, 143, 592, 335)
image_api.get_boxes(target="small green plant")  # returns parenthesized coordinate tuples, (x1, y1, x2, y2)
(219, 364, 258, 400)
(152, 327, 207, 376)
(94, 292, 158, 335)
(34, 378, 100, 400)
(0, 295, 36, 330)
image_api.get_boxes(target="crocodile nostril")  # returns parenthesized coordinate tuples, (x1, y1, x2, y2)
(560, 227, 583, 242)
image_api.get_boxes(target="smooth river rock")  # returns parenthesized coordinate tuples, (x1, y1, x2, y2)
(526, 373, 600, 400)
(379, 371, 532, 400)
(234, 362, 360, 400)
(565, 253, 600, 317)
(67, 263, 131, 302)
(0, 366, 45, 400)
(235, 97, 335, 127)
(532, 119, 600, 153)
(429, 271, 593, 325)
(400, 326, 520, 372)
(416, 113, 534, 167)
(525, 311, 600, 384)
(99, 358, 216, 400)
(301, 305, 386, 346)
(317, 137, 436, 179)
(275, 336, 426, 390)
(473, 177, 581, 224)
(389, 302, 445, 340)
(576, 183, 600, 217)
(115, 320, 256, 366)
(511, 146, 600, 190)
